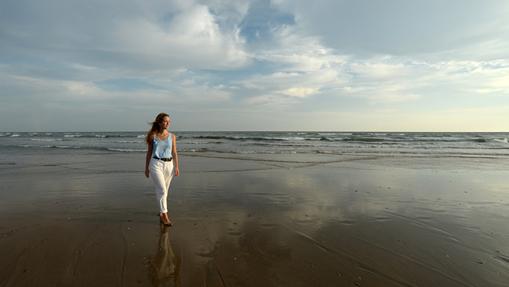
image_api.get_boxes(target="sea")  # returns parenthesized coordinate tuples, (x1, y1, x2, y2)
(1, 131, 508, 159)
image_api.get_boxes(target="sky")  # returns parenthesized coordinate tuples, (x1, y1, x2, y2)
(1, 0, 509, 132)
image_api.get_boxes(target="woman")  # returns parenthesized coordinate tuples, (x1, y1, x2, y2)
(145, 113, 180, 226)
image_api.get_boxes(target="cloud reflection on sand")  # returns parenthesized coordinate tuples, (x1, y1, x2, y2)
(2, 152, 509, 286)
(167, 156, 509, 286)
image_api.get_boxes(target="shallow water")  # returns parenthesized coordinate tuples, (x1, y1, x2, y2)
(1, 131, 509, 158)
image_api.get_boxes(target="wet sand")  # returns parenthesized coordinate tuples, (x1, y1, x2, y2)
(1, 150, 509, 286)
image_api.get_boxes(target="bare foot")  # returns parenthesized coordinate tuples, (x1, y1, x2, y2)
(165, 213, 173, 226)
(159, 213, 172, 226)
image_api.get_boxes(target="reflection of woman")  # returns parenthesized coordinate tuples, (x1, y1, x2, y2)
(151, 225, 178, 287)
(145, 113, 180, 226)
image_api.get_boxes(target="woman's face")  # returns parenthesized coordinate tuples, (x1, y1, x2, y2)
(161, 116, 171, 130)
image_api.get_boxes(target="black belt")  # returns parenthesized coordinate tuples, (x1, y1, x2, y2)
(153, 156, 172, 162)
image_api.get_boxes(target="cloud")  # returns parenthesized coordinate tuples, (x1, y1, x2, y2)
(1, 0, 509, 131)
(112, 4, 249, 70)
(237, 25, 348, 104)
(273, 0, 509, 57)
(0, 0, 250, 73)
(281, 87, 318, 98)
(349, 59, 410, 80)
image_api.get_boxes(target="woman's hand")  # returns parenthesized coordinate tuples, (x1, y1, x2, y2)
(145, 168, 150, 178)
(174, 167, 180, 176)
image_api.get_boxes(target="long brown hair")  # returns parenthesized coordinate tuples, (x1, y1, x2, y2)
(146, 112, 169, 144)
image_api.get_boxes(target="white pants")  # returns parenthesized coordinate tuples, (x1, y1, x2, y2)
(149, 158, 174, 213)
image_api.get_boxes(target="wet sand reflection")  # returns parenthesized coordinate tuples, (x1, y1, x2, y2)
(167, 158, 509, 286)
(150, 224, 180, 287)
(2, 153, 509, 286)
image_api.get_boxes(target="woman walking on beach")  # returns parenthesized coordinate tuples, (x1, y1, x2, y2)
(145, 113, 180, 226)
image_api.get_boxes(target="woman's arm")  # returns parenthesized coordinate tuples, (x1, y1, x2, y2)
(145, 135, 153, 178)
(172, 134, 180, 176)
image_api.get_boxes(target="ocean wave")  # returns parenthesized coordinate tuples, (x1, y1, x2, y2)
(107, 148, 145, 152)
(51, 145, 79, 149)
(319, 137, 334, 141)
(64, 134, 131, 138)
(47, 145, 140, 153)
(342, 136, 386, 142)
(116, 140, 144, 144)
(182, 147, 214, 153)
(184, 141, 224, 145)
(3, 132, 509, 158)
(94, 134, 130, 138)
(2, 144, 138, 153)
(30, 138, 62, 142)
(192, 135, 288, 141)
(404, 137, 507, 144)
(493, 138, 508, 144)
(318, 132, 351, 136)
(3, 142, 509, 158)
(248, 142, 315, 147)
(3, 132, 508, 143)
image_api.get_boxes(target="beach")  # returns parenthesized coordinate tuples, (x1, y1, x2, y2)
(3, 0, 509, 285)
(1, 146, 509, 287)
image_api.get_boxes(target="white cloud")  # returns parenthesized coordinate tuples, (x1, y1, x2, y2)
(281, 87, 318, 98)
(1, 70, 232, 107)
(423, 60, 509, 98)
(272, 0, 509, 57)
(0, 0, 250, 72)
(108, 3, 251, 70)
(1, 0, 509, 131)
(238, 26, 348, 103)
(349, 58, 410, 80)
(235, 21, 509, 108)
(339, 57, 509, 104)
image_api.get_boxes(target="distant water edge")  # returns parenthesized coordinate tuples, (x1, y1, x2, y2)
(1, 131, 508, 158)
